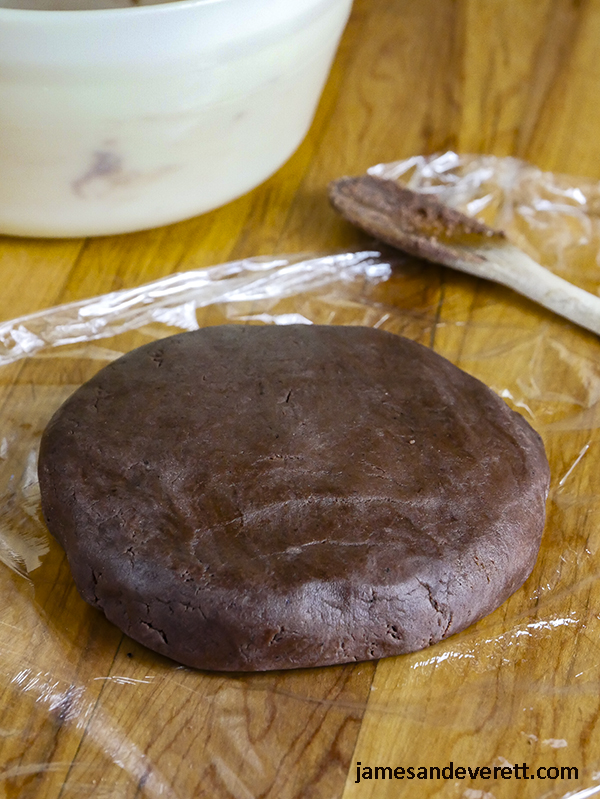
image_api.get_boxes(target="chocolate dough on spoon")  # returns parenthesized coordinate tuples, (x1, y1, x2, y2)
(329, 174, 600, 336)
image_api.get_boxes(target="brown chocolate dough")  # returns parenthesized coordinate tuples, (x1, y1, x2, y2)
(38, 325, 550, 671)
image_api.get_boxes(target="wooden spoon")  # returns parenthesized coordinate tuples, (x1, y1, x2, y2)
(329, 174, 600, 336)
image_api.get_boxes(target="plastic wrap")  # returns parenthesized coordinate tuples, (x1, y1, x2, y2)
(1, 152, 600, 798)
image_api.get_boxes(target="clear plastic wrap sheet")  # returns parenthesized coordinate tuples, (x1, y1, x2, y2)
(1, 152, 600, 799)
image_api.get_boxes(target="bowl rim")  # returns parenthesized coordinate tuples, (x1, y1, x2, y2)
(0, 0, 254, 19)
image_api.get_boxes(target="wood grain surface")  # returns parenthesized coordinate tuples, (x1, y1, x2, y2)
(2, 1, 600, 798)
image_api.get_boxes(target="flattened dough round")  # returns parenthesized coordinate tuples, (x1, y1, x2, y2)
(38, 325, 550, 671)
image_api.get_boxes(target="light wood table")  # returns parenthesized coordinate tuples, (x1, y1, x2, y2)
(2, 1, 600, 797)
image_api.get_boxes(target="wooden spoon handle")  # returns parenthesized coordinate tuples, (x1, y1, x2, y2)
(458, 240, 600, 337)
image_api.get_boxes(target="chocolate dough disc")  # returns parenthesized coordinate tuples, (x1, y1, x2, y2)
(38, 325, 550, 671)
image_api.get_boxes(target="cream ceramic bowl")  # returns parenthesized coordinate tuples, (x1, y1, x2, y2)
(0, 0, 352, 237)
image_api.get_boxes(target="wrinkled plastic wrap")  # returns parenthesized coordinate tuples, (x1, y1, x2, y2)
(1, 152, 600, 799)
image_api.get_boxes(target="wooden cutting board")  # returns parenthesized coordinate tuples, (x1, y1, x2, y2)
(1, 1, 600, 798)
